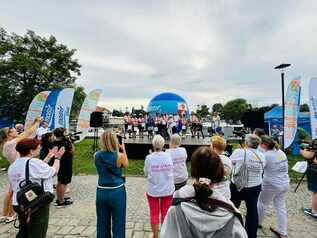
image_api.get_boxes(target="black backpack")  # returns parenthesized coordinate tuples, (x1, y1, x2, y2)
(16, 159, 55, 222)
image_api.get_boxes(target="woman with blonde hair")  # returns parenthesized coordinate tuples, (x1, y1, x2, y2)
(257, 135, 289, 238)
(211, 135, 233, 199)
(94, 129, 128, 238)
(144, 135, 174, 238)
(0, 117, 42, 223)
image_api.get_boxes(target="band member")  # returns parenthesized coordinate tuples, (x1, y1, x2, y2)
(154, 114, 161, 135)
(147, 117, 155, 139)
(190, 113, 198, 138)
(132, 116, 138, 139)
(123, 113, 129, 137)
(196, 117, 204, 139)
(127, 116, 133, 138)
(138, 116, 145, 138)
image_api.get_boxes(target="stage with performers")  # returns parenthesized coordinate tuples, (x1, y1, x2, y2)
(123, 137, 235, 160)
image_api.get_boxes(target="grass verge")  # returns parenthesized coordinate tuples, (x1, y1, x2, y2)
(0, 139, 307, 181)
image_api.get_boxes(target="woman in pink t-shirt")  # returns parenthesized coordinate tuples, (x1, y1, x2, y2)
(0, 117, 41, 223)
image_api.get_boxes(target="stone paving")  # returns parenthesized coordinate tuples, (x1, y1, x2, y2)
(0, 173, 317, 237)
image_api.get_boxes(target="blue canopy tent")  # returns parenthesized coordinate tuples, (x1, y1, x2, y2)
(0, 118, 12, 129)
(264, 106, 311, 154)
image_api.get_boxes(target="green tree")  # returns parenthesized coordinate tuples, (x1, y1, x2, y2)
(0, 28, 81, 122)
(222, 98, 249, 123)
(300, 103, 310, 112)
(70, 86, 86, 120)
(212, 103, 224, 114)
(112, 109, 124, 117)
(196, 104, 210, 118)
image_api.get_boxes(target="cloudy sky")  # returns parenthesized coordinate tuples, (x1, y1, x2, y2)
(2, 1, 317, 111)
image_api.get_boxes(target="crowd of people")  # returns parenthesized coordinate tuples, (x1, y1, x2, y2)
(95, 129, 293, 238)
(123, 112, 222, 140)
(0, 116, 316, 238)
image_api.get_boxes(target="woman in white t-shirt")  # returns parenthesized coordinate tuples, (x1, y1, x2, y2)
(0, 117, 41, 223)
(211, 135, 232, 199)
(230, 134, 265, 238)
(8, 138, 64, 238)
(166, 134, 188, 190)
(144, 135, 174, 238)
(257, 135, 289, 238)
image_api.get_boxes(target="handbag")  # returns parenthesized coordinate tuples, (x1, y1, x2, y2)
(233, 149, 248, 191)
(16, 159, 55, 223)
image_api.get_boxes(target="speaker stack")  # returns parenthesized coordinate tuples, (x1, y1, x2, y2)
(90, 111, 103, 152)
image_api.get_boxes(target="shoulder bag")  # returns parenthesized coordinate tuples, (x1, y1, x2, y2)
(233, 149, 248, 191)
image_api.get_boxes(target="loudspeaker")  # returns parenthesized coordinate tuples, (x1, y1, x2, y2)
(90, 111, 103, 127)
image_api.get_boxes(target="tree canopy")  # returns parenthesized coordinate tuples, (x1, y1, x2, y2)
(300, 103, 310, 112)
(0, 28, 81, 122)
(196, 104, 210, 118)
(222, 98, 249, 123)
(70, 86, 86, 120)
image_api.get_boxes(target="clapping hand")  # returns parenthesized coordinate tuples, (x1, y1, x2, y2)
(48, 146, 58, 159)
(55, 147, 66, 159)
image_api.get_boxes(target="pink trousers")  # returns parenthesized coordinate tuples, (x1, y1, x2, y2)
(146, 194, 173, 225)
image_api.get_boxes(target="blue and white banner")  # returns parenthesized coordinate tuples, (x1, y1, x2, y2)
(309, 77, 317, 139)
(41, 89, 62, 129)
(284, 77, 301, 149)
(54, 88, 75, 130)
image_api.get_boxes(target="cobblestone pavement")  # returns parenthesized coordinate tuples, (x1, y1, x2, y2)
(0, 173, 317, 237)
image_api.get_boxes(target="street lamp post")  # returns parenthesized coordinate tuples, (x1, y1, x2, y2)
(274, 63, 291, 150)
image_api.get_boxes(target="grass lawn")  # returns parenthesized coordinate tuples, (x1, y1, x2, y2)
(72, 139, 305, 182)
(0, 139, 306, 182)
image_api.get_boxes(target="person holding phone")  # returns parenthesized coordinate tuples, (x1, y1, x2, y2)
(95, 129, 128, 238)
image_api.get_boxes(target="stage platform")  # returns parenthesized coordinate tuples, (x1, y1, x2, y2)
(124, 136, 210, 160)
(86, 132, 240, 160)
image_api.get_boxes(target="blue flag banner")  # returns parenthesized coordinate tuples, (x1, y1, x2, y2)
(54, 88, 75, 130)
(41, 89, 62, 129)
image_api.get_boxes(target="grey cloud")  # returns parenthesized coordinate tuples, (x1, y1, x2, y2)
(1, 0, 316, 110)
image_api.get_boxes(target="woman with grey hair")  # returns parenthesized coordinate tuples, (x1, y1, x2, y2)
(230, 134, 266, 238)
(144, 135, 174, 238)
(166, 134, 188, 190)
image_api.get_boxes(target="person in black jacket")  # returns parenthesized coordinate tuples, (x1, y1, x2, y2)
(53, 128, 74, 207)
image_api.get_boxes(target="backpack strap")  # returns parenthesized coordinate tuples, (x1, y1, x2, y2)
(207, 198, 244, 225)
(172, 196, 244, 226)
(25, 159, 31, 183)
(24, 159, 45, 189)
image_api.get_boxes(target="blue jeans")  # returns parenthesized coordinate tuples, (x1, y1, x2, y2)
(230, 183, 261, 238)
(96, 185, 126, 238)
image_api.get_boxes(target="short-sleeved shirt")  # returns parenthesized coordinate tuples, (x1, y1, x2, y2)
(214, 154, 233, 199)
(166, 147, 188, 184)
(94, 151, 124, 187)
(262, 149, 289, 187)
(3, 139, 18, 164)
(36, 127, 49, 139)
(144, 151, 175, 197)
(230, 148, 265, 188)
(8, 157, 56, 206)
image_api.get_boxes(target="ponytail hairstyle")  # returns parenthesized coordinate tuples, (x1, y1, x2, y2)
(191, 146, 224, 212)
(261, 135, 279, 150)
